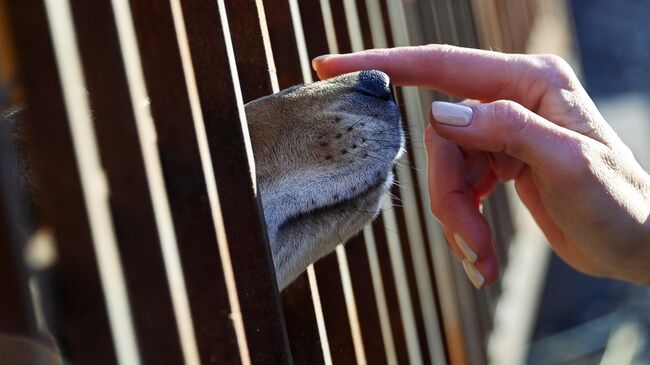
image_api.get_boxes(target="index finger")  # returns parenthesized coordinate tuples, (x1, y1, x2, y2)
(312, 45, 542, 108)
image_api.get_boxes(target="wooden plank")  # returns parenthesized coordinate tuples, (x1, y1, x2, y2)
(4, 0, 121, 362)
(177, 1, 294, 363)
(66, 1, 186, 363)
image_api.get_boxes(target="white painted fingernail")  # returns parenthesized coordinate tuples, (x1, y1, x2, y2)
(431, 101, 473, 126)
(462, 259, 485, 289)
(454, 233, 477, 263)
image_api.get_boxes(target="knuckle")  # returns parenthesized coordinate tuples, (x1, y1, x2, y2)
(532, 54, 577, 89)
(491, 99, 520, 117)
(490, 100, 526, 128)
(537, 54, 569, 70)
(488, 100, 530, 156)
(429, 44, 456, 72)
(435, 43, 456, 55)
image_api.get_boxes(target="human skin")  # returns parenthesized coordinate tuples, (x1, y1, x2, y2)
(312, 44, 650, 287)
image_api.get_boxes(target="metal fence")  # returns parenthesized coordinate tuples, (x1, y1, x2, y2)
(0, 0, 538, 364)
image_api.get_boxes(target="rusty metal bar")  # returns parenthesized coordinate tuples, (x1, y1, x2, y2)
(124, 0, 290, 363)
(66, 1, 186, 362)
(262, 0, 334, 363)
(4, 0, 131, 362)
(371, 213, 411, 364)
(177, 0, 294, 363)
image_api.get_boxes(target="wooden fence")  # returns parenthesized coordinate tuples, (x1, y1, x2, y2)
(0, 0, 542, 364)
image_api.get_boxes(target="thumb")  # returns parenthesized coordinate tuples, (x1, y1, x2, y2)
(429, 100, 583, 172)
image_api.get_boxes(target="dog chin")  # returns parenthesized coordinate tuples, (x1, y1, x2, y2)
(273, 175, 391, 289)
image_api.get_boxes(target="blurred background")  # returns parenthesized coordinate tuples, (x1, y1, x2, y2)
(525, 1, 650, 364)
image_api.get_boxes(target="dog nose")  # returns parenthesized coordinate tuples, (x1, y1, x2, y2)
(355, 70, 394, 101)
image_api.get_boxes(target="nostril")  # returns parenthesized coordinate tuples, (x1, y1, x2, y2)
(355, 70, 394, 101)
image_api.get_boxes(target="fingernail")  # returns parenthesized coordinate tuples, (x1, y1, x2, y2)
(312, 54, 332, 70)
(462, 259, 485, 289)
(454, 233, 477, 263)
(431, 101, 473, 126)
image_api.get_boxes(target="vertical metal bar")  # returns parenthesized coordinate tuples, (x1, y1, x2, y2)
(449, 0, 480, 48)
(371, 214, 411, 364)
(298, 0, 330, 82)
(65, 1, 187, 362)
(328, 0, 353, 54)
(5, 0, 139, 362)
(335, 2, 411, 363)
(495, 0, 515, 52)
(264, 0, 308, 87)
(224, 0, 279, 103)
(313, 254, 358, 364)
(177, 0, 295, 363)
(347, 233, 395, 364)
(124, 0, 291, 363)
(264, 1, 334, 364)
(304, 1, 376, 364)
(299, 2, 395, 363)
(383, 1, 471, 364)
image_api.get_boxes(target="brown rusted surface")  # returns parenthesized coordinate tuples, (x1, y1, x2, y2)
(4, 0, 118, 362)
(178, 0, 293, 363)
(314, 253, 357, 364)
(282, 274, 326, 365)
(263, 0, 304, 87)
(329, 0, 353, 54)
(224, 0, 276, 103)
(345, 234, 390, 364)
(67, 1, 187, 362)
(371, 213, 410, 364)
(299, 0, 329, 82)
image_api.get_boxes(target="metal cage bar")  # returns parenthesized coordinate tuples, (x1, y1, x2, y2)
(0, 0, 540, 363)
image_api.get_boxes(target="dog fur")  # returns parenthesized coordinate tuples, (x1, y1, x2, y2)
(2, 70, 404, 290)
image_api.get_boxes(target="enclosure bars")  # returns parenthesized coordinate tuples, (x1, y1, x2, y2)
(0, 0, 529, 364)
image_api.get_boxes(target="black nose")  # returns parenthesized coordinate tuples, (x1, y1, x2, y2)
(355, 70, 394, 101)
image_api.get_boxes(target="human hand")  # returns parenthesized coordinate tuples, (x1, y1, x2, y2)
(313, 45, 650, 287)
